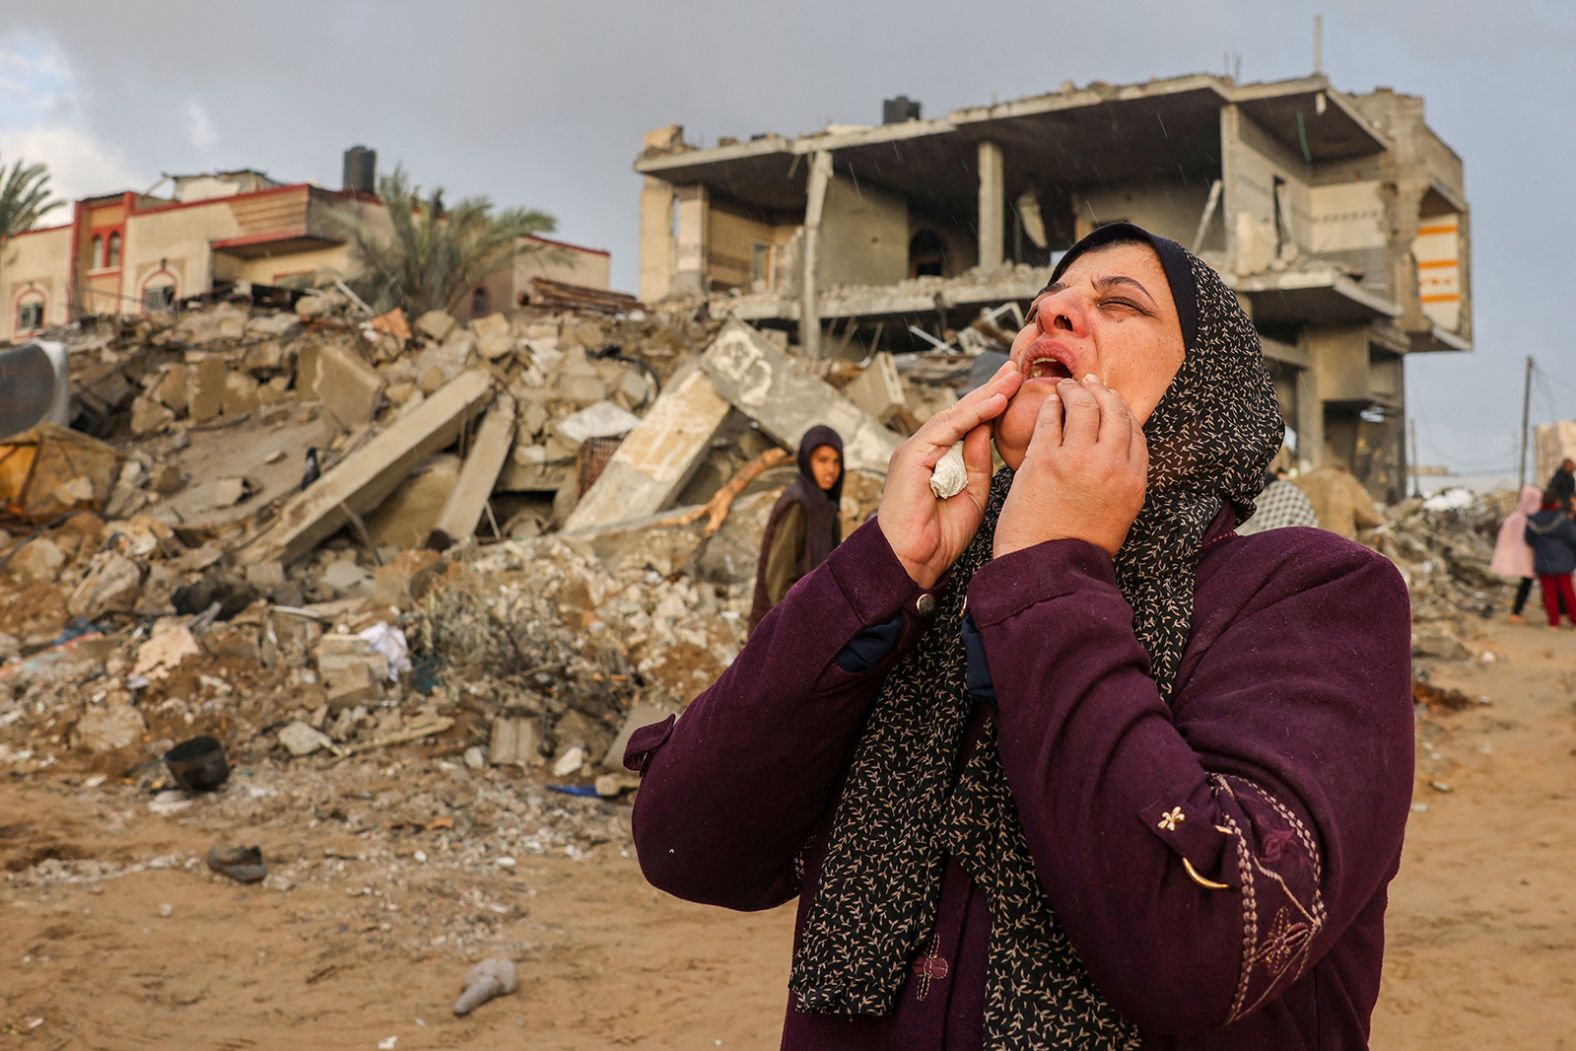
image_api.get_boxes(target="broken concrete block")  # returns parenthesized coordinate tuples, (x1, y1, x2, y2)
(556, 401, 640, 445)
(700, 319, 901, 474)
(416, 309, 458, 343)
(222, 371, 262, 417)
(244, 560, 287, 589)
(443, 330, 477, 363)
(241, 371, 492, 565)
(469, 313, 514, 361)
(132, 621, 201, 682)
(314, 342, 384, 430)
(319, 558, 374, 598)
(414, 340, 470, 393)
(67, 551, 142, 620)
(843, 351, 908, 425)
(602, 702, 671, 768)
(210, 477, 253, 508)
(189, 358, 227, 423)
(245, 312, 299, 339)
(277, 720, 334, 757)
(563, 364, 731, 532)
(149, 463, 185, 494)
(153, 365, 188, 413)
(315, 634, 385, 709)
(74, 703, 147, 755)
(430, 396, 516, 544)
(131, 396, 176, 436)
(518, 400, 549, 440)
(295, 342, 323, 396)
(242, 340, 285, 373)
(6, 537, 65, 584)
(552, 745, 586, 777)
(488, 713, 541, 767)
(295, 294, 331, 320)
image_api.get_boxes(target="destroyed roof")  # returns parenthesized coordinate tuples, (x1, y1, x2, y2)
(635, 73, 1392, 214)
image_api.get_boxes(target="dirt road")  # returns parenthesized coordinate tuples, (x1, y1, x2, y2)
(2, 618, 1571, 1049)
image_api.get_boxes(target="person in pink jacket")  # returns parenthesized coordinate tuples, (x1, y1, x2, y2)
(1490, 486, 1544, 622)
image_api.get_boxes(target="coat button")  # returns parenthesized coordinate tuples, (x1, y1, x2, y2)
(915, 593, 936, 617)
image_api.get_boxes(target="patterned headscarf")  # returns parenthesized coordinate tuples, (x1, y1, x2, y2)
(789, 225, 1285, 1048)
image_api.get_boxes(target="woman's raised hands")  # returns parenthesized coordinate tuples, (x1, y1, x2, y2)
(877, 361, 1022, 588)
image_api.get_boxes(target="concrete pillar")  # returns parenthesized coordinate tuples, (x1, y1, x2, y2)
(977, 141, 1004, 270)
(1218, 104, 1242, 275)
(673, 184, 709, 296)
(799, 151, 833, 359)
(638, 177, 675, 305)
(1294, 350, 1325, 473)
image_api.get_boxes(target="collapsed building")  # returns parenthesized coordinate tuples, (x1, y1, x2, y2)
(0, 147, 614, 344)
(635, 73, 1472, 501)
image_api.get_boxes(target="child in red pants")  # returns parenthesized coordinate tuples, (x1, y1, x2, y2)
(1524, 492, 1576, 628)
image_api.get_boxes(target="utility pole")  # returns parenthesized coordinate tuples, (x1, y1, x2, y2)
(1518, 355, 1534, 489)
(1314, 14, 1324, 74)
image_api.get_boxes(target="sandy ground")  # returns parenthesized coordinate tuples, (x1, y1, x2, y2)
(2, 617, 1573, 1050)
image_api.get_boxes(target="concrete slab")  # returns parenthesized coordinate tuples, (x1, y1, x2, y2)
(842, 351, 907, 424)
(700, 319, 900, 474)
(430, 395, 517, 543)
(562, 363, 731, 532)
(315, 342, 384, 430)
(240, 370, 493, 564)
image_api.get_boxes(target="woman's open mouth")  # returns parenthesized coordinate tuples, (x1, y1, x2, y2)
(1021, 346, 1075, 383)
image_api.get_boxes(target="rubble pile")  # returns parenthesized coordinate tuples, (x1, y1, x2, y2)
(1371, 492, 1508, 660)
(0, 286, 926, 880)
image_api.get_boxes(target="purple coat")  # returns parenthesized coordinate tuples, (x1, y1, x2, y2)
(628, 510, 1413, 1049)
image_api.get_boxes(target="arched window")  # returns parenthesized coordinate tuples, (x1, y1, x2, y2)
(107, 232, 122, 268)
(471, 285, 490, 316)
(143, 272, 178, 313)
(91, 235, 104, 267)
(16, 293, 46, 334)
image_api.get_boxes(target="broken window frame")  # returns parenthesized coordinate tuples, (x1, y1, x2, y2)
(143, 283, 176, 313)
(16, 297, 45, 333)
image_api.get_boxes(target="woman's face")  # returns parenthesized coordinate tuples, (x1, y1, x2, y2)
(992, 242, 1186, 470)
(808, 445, 842, 491)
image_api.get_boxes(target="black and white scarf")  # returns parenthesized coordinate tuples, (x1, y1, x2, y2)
(790, 226, 1286, 1048)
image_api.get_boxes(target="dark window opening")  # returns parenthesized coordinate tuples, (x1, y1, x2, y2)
(17, 299, 44, 332)
(750, 242, 769, 284)
(471, 285, 490, 316)
(91, 235, 104, 267)
(107, 231, 122, 268)
(1272, 175, 1287, 258)
(909, 229, 947, 278)
(144, 284, 176, 312)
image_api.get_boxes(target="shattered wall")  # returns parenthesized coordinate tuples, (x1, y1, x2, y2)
(818, 174, 910, 287)
(1071, 179, 1220, 252)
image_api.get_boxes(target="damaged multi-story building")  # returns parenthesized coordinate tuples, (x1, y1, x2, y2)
(1, 147, 613, 344)
(635, 73, 1470, 501)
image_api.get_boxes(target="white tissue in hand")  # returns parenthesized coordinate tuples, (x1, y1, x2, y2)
(929, 443, 968, 499)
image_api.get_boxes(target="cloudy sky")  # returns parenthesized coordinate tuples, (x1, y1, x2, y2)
(3, 0, 1573, 479)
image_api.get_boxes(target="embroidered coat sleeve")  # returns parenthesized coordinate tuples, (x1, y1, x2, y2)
(628, 519, 934, 912)
(965, 532, 1413, 1036)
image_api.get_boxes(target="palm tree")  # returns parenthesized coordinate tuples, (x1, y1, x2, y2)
(338, 165, 559, 316)
(0, 155, 61, 241)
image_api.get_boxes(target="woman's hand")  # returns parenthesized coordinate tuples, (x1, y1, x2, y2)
(994, 374, 1148, 560)
(878, 361, 1022, 588)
